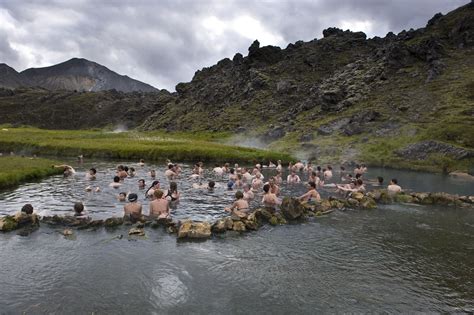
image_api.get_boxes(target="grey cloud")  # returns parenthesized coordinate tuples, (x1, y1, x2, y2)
(0, 0, 469, 90)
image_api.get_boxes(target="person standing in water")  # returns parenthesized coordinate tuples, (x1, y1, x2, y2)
(387, 179, 402, 194)
(164, 182, 180, 202)
(287, 170, 301, 184)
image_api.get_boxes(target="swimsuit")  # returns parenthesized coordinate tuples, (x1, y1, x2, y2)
(166, 190, 178, 202)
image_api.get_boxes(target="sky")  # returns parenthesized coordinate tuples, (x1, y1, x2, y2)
(0, 0, 469, 91)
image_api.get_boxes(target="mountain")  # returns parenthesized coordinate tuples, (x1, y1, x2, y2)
(0, 2, 473, 172)
(0, 64, 30, 88)
(20, 58, 158, 92)
(0, 58, 158, 92)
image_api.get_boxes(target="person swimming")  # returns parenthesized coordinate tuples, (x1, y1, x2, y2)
(86, 168, 96, 180)
(252, 173, 264, 191)
(138, 179, 146, 190)
(109, 176, 122, 188)
(192, 180, 216, 191)
(117, 192, 127, 202)
(53, 164, 76, 177)
(287, 170, 301, 184)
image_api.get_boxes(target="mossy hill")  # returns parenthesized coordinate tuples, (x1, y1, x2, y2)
(0, 3, 473, 173)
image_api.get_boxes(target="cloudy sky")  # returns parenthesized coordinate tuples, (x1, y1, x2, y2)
(0, 0, 468, 90)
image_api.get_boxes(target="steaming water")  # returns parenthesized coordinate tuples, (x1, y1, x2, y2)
(0, 160, 473, 313)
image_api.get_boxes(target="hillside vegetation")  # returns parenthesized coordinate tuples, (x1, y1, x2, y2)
(0, 3, 473, 172)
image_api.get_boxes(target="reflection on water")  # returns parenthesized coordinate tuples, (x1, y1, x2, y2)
(0, 160, 473, 312)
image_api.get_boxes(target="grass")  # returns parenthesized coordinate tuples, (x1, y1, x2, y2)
(0, 127, 293, 163)
(0, 156, 63, 189)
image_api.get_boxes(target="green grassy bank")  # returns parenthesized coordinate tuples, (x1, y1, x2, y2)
(0, 156, 63, 189)
(0, 127, 293, 163)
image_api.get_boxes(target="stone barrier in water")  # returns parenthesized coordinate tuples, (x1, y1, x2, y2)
(0, 191, 472, 237)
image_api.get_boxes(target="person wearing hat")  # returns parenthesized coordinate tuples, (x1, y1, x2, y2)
(124, 193, 142, 223)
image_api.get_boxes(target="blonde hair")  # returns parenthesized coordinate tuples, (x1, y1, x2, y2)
(154, 189, 164, 199)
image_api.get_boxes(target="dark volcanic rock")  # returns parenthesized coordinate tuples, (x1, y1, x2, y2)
(263, 126, 286, 141)
(396, 140, 474, 160)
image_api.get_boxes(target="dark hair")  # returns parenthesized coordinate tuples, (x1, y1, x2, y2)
(128, 193, 138, 202)
(113, 176, 120, 183)
(21, 204, 34, 215)
(235, 191, 244, 199)
(74, 202, 84, 214)
(168, 164, 174, 169)
(309, 182, 316, 189)
(340, 166, 345, 170)
(263, 184, 270, 193)
(356, 179, 363, 186)
(138, 179, 145, 184)
(117, 165, 124, 171)
(208, 181, 215, 188)
(230, 168, 235, 174)
(377, 176, 384, 184)
(355, 173, 362, 179)
(169, 182, 177, 192)
(328, 165, 332, 170)
(119, 192, 126, 197)
(129, 167, 135, 172)
(145, 180, 160, 195)
(317, 166, 321, 171)
(124, 166, 129, 172)
(391, 178, 398, 184)
(89, 168, 97, 174)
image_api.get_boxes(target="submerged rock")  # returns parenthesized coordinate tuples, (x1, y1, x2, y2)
(212, 219, 227, 233)
(178, 221, 212, 239)
(232, 221, 246, 232)
(128, 227, 145, 236)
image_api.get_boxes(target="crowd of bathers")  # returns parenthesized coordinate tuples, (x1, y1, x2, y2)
(31, 159, 403, 222)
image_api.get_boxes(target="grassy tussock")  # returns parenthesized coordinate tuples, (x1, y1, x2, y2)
(0, 156, 63, 189)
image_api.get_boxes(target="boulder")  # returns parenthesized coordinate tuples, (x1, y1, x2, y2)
(346, 198, 359, 208)
(128, 227, 145, 236)
(396, 140, 473, 161)
(429, 192, 457, 205)
(268, 213, 287, 226)
(395, 193, 414, 203)
(351, 192, 365, 201)
(242, 212, 259, 230)
(178, 221, 212, 239)
(0, 216, 18, 232)
(104, 217, 124, 228)
(255, 208, 274, 222)
(211, 219, 227, 233)
(280, 197, 305, 220)
(315, 199, 333, 212)
(224, 217, 234, 230)
(232, 221, 246, 232)
(359, 197, 377, 209)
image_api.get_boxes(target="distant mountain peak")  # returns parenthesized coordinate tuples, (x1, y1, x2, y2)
(0, 58, 158, 92)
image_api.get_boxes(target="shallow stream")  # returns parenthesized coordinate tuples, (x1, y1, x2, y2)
(0, 160, 473, 313)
